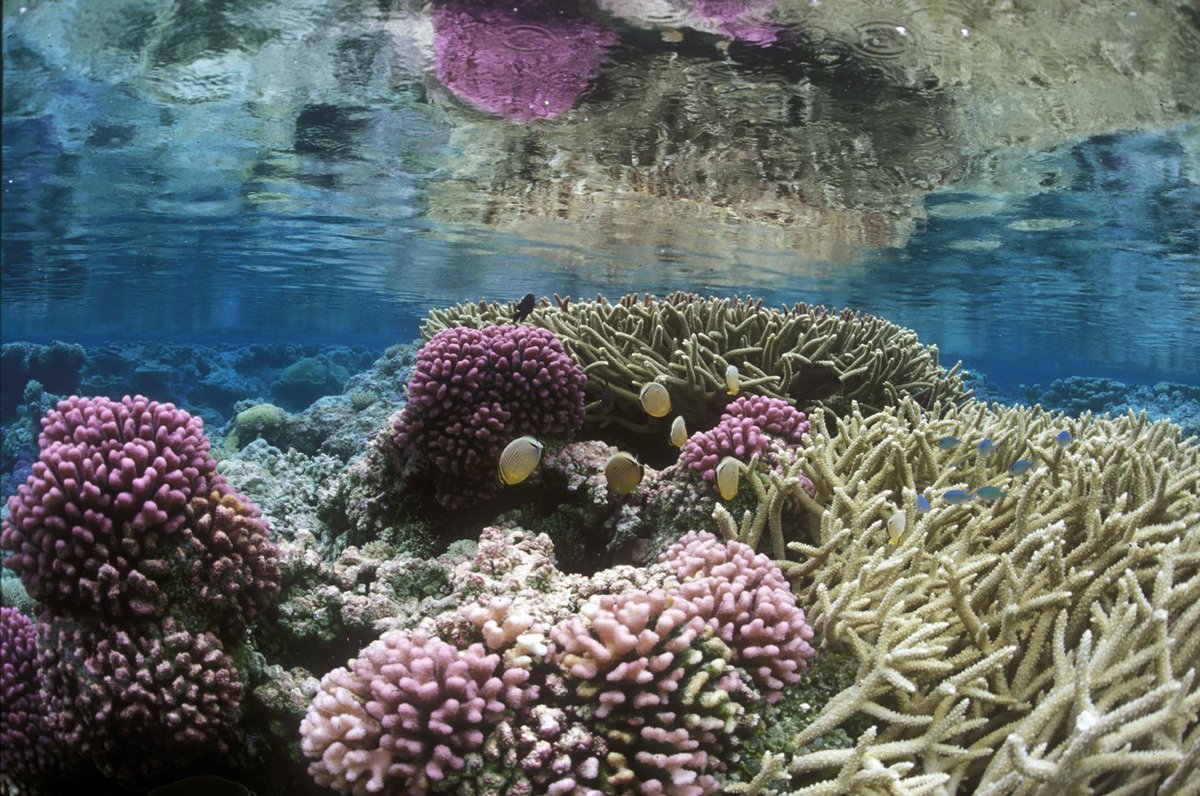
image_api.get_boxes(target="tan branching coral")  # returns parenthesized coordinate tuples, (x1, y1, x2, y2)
(763, 398, 1200, 794)
(422, 293, 968, 431)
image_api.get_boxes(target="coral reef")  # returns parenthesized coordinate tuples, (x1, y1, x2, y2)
(423, 293, 967, 430)
(0, 341, 85, 422)
(770, 398, 1200, 792)
(392, 324, 587, 508)
(300, 526, 816, 795)
(1024, 376, 1200, 441)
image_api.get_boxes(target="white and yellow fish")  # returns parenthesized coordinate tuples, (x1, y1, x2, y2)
(887, 509, 906, 545)
(498, 436, 543, 485)
(605, 452, 644, 494)
(715, 456, 742, 500)
(639, 382, 671, 418)
(669, 415, 688, 447)
(724, 364, 741, 396)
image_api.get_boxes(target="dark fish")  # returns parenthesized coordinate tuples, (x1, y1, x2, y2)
(942, 489, 974, 505)
(975, 485, 1005, 502)
(598, 382, 615, 414)
(937, 436, 961, 450)
(915, 494, 931, 513)
(512, 293, 536, 322)
(1056, 430, 1073, 446)
(788, 363, 843, 403)
(977, 439, 994, 457)
(148, 776, 255, 796)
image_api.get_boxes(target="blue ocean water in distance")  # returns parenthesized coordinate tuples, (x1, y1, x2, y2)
(2, 0, 1198, 397)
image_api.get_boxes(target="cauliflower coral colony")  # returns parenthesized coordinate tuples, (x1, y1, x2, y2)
(3, 294, 1199, 796)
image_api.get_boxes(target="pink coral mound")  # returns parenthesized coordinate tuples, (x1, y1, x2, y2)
(39, 617, 244, 779)
(662, 531, 815, 702)
(393, 325, 586, 508)
(1, 608, 64, 786)
(678, 395, 811, 492)
(300, 628, 539, 796)
(1, 395, 280, 627)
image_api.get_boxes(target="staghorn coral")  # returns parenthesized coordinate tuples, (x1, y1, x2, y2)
(392, 324, 587, 509)
(299, 628, 539, 796)
(39, 617, 245, 780)
(764, 398, 1200, 793)
(1, 395, 281, 629)
(422, 293, 968, 431)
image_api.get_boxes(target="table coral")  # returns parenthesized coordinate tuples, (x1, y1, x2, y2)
(422, 293, 968, 430)
(392, 324, 587, 509)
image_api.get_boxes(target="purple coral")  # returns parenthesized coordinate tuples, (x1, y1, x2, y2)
(663, 531, 816, 702)
(1, 395, 280, 627)
(432, 0, 618, 122)
(678, 395, 811, 492)
(38, 617, 244, 779)
(300, 628, 539, 795)
(394, 325, 586, 508)
(1, 608, 63, 787)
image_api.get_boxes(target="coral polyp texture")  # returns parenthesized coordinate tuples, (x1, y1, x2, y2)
(422, 293, 968, 429)
(679, 395, 814, 494)
(0, 608, 63, 792)
(299, 628, 539, 795)
(664, 531, 815, 702)
(39, 618, 245, 781)
(300, 527, 817, 795)
(1, 395, 281, 627)
(773, 398, 1200, 793)
(392, 324, 587, 508)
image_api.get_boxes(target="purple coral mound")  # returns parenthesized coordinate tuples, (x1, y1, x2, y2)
(300, 628, 539, 796)
(1, 394, 280, 626)
(39, 617, 244, 780)
(679, 394, 811, 489)
(1, 608, 61, 786)
(394, 325, 587, 508)
(664, 531, 816, 703)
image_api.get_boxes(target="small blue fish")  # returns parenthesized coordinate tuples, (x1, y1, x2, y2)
(942, 489, 974, 505)
(1008, 459, 1035, 476)
(977, 439, 994, 457)
(915, 494, 931, 513)
(937, 436, 961, 450)
(975, 485, 1005, 502)
(1056, 430, 1072, 446)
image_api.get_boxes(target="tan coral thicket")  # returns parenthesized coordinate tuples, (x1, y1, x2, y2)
(762, 398, 1200, 794)
(422, 293, 968, 431)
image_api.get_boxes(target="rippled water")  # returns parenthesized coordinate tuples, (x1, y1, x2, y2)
(3, 0, 1199, 391)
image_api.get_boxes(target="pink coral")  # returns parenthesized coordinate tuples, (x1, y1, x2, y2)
(550, 589, 753, 795)
(300, 628, 539, 795)
(663, 531, 816, 702)
(1, 608, 65, 787)
(39, 617, 244, 779)
(393, 325, 587, 508)
(1, 395, 280, 627)
(678, 394, 812, 492)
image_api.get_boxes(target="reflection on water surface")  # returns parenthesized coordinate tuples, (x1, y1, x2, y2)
(2, 0, 1198, 387)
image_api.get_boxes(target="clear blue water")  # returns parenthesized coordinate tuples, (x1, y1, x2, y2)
(2, 1, 1199, 396)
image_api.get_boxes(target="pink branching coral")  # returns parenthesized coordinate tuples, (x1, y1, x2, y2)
(1, 608, 64, 789)
(663, 531, 816, 702)
(393, 325, 587, 508)
(678, 394, 812, 493)
(1, 395, 281, 628)
(300, 628, 539, 795)
(39, 617, 244, 780)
